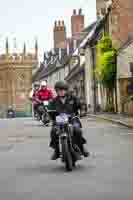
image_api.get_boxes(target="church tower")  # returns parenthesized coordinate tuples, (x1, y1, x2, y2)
(0, 39, 38, 117)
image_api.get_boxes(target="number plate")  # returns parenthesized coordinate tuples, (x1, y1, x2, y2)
(56, 114, 69, 125)
(43, 101, 49, 106)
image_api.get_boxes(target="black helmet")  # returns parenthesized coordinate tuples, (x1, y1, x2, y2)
(34, 81, 40, 87)
(54, 81, 68, 91)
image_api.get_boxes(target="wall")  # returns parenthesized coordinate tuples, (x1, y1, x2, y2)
(109, 0, 133, 47)
(47, 66, 69, 88)
(117, 42, 133, 79)
(0, 59, 37, 117)
(117, 42, 133, 114)
(96, 0, 106, 15)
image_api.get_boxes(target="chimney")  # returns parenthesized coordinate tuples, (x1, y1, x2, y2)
(79, 8, 82, 15)
(73, 9, 76, 15)
(54, 20, 66, 49)
(71, 9, 84, 39)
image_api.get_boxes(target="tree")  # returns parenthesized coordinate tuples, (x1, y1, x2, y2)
(96, 35, 117, 112)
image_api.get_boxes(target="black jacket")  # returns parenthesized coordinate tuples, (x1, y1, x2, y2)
(49, 94, 81, 120)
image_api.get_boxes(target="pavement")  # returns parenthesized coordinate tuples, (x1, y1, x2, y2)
(89, 113, 133, 128)
(0, 117, 133, 200)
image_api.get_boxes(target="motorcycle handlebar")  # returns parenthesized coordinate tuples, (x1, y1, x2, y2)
(46, 110, 80, 119)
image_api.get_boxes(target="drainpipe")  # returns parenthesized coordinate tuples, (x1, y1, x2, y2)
(92, 46, 97, 114)
(115, 53, 118, 113)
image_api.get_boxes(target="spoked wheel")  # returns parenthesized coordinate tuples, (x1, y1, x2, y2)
(62, 139, 73, 172)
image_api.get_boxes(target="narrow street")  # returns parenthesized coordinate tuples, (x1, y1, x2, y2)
(0, 117, 133, 200)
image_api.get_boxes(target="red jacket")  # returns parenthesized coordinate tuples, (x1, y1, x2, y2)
(37, 88, 53, 101)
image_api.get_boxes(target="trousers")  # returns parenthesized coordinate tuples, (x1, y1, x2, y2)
(49, 122, 86, 151)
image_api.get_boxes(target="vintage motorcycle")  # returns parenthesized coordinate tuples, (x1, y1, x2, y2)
(35, 100, 50, 126)
(54, 113, 82, 171)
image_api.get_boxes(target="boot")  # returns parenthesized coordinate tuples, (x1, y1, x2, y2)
(81, 145, 90, 157)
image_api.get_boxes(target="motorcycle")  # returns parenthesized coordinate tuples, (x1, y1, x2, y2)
(7, 109, 16, 118)
(54, 112, 82, 171)
(33, 98, 50, 126)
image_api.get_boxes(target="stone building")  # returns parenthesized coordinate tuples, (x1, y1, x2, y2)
(106, 0, 133, 114)
(33, 49, 70, 88)
(117, 38, 133, 114)
(33, 9, 86, 86)
(65, 21, 98, 109)
(0, 39, 38, 117)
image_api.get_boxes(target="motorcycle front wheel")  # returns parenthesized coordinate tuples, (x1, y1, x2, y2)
(61, 138, 73, 172)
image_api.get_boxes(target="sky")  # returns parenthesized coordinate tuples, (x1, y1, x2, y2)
(0, 0, 96, 61)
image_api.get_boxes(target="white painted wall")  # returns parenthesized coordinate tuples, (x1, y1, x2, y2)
(85, 47, 94, 112)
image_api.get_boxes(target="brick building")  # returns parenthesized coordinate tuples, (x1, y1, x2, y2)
(109, 0, 133, 47)
(96, 0, 133, 47)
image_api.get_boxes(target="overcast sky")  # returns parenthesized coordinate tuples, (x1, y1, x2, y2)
(0, 0, 96, 60)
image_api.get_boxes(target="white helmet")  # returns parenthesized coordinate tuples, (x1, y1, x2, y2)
(41, 80, 47, 87)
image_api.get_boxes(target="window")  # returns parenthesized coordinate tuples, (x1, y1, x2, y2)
(18, 74, 25, 89)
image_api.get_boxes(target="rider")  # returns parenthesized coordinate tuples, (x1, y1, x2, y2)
(35, 80, 54, 120)
(37, 80, 53, 101)
(49, 81, 89, 160)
